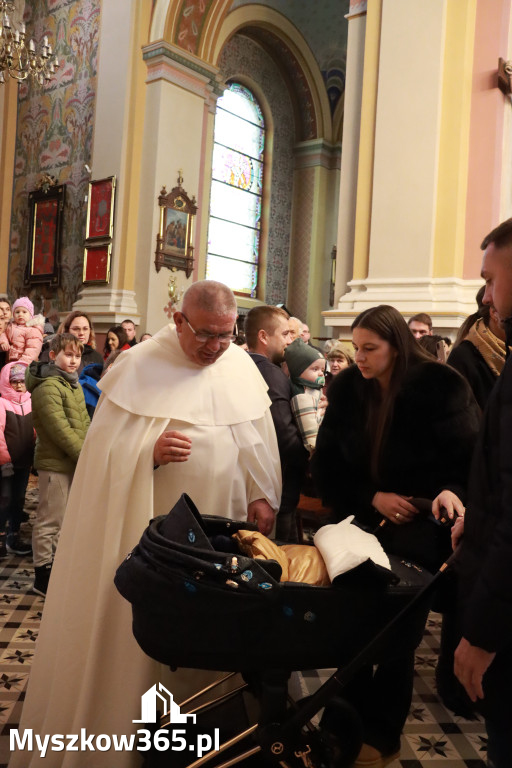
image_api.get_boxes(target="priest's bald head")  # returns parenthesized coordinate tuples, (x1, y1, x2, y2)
(173, 280, 238, 366)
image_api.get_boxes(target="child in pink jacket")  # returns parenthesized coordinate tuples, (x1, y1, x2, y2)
(0, 297, 44, 365)
(0, 362, 35, 557)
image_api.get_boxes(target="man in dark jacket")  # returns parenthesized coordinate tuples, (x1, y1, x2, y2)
(245, 305, 308, 541)
(439, 218, 512, 768)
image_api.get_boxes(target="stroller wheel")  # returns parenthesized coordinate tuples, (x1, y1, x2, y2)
(315, 695, 363, 768)
(256, 696, 362, 768)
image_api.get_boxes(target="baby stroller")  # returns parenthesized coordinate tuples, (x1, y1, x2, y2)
(115, 494, 439, 768)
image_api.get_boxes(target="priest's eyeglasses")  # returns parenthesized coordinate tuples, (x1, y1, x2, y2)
(181, 313, 236, 345)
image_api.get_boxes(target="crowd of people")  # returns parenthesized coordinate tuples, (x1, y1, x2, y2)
(2, 217, 512, 768)
(0, 306, 150, 595)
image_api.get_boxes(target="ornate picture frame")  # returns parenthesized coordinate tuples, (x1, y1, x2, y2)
(25, 182, 66, 286)
(83, 242, 112, 284)
(85, 176, 116, 241)
(155, 174, 197, 277)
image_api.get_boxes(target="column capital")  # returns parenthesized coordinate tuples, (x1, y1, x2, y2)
(346, 1, 367, 20)
(142, 41, 223, 112)
(294, 139, 341, 170)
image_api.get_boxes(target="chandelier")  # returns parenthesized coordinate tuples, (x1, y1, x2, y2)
(0, 0, 59, 86)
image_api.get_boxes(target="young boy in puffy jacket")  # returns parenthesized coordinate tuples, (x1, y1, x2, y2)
(0, 362, 35, 557)
(26, 333, 90, 596)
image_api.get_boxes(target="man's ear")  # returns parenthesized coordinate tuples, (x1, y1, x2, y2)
(173, 311, 183, 331)
(49, 350, 56, 361)
(257, 328, 268, 347)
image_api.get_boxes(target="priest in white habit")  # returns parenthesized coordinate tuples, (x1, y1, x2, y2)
(11, 280, 281, 768)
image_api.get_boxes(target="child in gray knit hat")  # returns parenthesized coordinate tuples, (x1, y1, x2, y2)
(284, 338, 326, 453)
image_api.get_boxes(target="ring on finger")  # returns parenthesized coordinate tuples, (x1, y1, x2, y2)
(395, 512, 401, 520)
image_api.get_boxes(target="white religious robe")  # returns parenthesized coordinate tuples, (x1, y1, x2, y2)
(10, 325, 281, 768)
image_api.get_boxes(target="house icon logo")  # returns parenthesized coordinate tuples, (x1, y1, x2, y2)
(133, 683, 197, 724)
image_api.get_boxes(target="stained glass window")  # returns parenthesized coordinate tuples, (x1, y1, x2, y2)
(206, 83, 265, 297)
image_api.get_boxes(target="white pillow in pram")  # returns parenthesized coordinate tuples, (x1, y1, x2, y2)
(314, 515, 391, 582)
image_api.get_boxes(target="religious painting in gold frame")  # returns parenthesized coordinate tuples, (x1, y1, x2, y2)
(25, 182, 65, 286)
(155, 174, 197, 278)
(83, 242, 112, 284)
(85, 176, 116, 241)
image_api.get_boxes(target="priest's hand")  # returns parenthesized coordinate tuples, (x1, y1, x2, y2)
(247, 499, 275, 536)
(153, 430, 192, 466)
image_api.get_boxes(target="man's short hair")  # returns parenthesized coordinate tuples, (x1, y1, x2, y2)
(121, 319, 135, 326)
(182, 280, 237, 316)
(244, 306, 289, 349)
(408, 313, 432, 330)
(50, 333, 84, 356)
(481, 218, 512, 251)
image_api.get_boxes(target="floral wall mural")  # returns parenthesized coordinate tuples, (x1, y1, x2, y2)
(8, 0, 100, 313)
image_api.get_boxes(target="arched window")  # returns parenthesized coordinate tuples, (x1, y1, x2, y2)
(206, 83, 265, 297)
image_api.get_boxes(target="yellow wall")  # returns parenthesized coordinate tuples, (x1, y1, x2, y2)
(137, 57, 211, 332)
(369, 0, 445, 279)
(352, 0, 381, 281)
(433, 0, 476, 279)
(0, 79, 18, 292)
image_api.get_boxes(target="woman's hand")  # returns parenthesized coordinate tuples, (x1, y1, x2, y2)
(372, 492, 419, 525)
(153, 431, 192, 465)
(432, 489, 465, 521)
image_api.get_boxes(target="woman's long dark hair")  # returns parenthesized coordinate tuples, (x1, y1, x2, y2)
(352, 305, 433, 481)
(103, 325, 128, 357)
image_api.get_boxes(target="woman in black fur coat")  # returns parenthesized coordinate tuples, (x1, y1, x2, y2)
(313, 305, 480, 767)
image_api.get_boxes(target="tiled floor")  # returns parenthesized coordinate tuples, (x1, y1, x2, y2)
(0, 481, 488, 767)
(301, 613, 487, 767)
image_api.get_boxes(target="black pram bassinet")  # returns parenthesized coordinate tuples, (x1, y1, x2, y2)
(115, 495, 441, 768)
(115, 494, 432, 672)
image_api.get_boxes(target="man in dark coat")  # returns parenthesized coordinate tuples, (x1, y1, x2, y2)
(441, 218, 512, 768)
(245, 305, 308, 541)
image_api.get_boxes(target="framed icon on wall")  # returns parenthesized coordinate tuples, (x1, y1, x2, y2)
(25, 181, 66, 286)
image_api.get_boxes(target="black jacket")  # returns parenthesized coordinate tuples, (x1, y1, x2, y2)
(456, 317, 512, 639)
(452, 318, 512, 722)
(449, 339, 498, 411)
(248, 352, 307, 508)
(313, 362, 480, 570)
